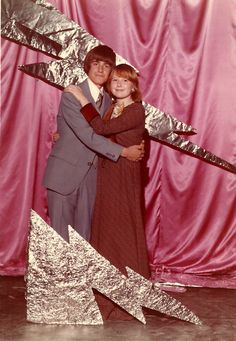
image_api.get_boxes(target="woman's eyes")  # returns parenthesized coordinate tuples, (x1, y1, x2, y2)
(112, 78, 128, 82)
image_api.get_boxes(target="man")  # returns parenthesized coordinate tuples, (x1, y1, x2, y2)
(43, 45, 144, 241)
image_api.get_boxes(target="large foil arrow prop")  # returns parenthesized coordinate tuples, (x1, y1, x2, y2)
(27, 210, 202, 325)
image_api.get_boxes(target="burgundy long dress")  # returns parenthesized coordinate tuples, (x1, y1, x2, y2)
(81, 102, 150, 320)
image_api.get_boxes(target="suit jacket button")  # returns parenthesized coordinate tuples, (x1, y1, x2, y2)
(88, 161, 92, 166)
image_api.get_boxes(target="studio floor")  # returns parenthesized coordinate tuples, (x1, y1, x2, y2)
(0, 276, 235, 341)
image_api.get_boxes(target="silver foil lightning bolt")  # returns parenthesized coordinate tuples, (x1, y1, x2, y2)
(27, 210, 202, 325)
(1, 0, 236, 173)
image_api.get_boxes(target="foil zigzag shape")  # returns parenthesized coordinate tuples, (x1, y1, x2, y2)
(27, 210, 202, 325)
(1, 0, 236, 173)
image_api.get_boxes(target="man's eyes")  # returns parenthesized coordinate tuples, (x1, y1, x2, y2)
(91, 62, 111, 69)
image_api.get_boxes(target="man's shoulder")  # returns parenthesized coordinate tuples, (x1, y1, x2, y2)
(60, 91, 76, 102)
(78, 78, 88, 87)
(60, 79, 88, 97)
(59, 79, 90, 107)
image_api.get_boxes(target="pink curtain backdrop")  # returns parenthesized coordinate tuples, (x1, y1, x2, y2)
(1, 0, 236, 288)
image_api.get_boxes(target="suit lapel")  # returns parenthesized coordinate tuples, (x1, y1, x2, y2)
(80, 80, 96, 106)
(100, 91, 111, 117)
(81, 79, 111, 118)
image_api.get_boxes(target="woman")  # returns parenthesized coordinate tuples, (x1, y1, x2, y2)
(65, 64, 150, 320)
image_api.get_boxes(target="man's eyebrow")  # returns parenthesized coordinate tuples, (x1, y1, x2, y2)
(91, 59, 110, 64)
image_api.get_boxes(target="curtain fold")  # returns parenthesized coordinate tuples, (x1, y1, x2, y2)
(1, 0, 236, 288)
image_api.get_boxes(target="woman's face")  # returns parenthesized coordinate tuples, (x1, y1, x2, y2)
(110, 73, 134, 100)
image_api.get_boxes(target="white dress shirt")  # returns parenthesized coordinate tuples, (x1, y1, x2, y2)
(87, 78, 104, 102)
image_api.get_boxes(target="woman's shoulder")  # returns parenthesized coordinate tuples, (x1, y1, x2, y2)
(129, 101, 145, 113)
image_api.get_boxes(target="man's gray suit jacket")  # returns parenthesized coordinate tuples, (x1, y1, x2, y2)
(43, 79, 122, 195)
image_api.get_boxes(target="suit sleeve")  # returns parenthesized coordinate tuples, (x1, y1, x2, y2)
(61, 92, 123, 161)
(80, 102, 145, 135)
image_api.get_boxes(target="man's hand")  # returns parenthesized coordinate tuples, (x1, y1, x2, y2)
(121, 140, 145, 161)
(52, 132, 60, 143)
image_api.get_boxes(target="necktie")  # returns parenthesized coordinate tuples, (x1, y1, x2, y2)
(96, 93, 103, 109)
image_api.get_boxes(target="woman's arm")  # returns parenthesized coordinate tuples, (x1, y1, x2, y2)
(63, 86, 145, 161)
(64, 84, 145, 136)
(81, 103, 145, 136)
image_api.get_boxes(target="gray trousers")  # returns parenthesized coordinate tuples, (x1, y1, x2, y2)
(47, 164, 97, 242)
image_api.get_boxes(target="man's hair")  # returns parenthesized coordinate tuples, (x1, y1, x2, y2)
(83, 45, 116, 74)
(107, 64, 142, 102)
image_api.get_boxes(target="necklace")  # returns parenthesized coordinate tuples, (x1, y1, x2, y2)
(111, 102, 124, 118)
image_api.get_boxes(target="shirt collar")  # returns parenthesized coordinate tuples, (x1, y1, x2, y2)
(87, 78, 104, 102)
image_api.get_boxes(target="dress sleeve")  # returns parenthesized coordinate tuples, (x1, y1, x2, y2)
(80, 102, 145, 136)
(80, 103, 100, 122)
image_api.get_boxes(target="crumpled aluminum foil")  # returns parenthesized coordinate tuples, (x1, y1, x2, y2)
(26, 210, 202, 325)
(1, 0, 236, 173)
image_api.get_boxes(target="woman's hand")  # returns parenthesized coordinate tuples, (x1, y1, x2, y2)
(64, 85, 89, 107)
(121, 141, 145, 161)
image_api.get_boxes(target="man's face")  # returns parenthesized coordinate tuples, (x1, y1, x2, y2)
(88, 60, 112, 88)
